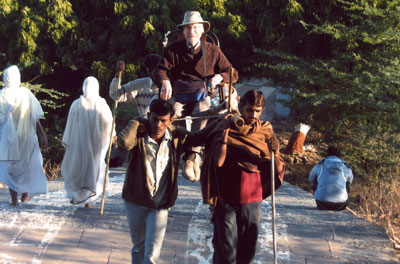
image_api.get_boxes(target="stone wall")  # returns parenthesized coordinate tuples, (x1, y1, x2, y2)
(235, 78, 291, 121)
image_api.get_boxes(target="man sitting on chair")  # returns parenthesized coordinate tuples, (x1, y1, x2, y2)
(154, 10, 238, 182)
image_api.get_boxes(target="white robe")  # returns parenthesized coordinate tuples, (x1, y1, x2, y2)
(0, 86, 47, 194)
(61, 92, 114, 205)
(0, 104, 19, 161)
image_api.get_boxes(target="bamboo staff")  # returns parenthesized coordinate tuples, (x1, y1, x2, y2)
(271, 151, 278, 263)
(100, 64, 124, 215)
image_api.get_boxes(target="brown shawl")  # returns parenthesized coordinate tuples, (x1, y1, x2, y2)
(200, 120, 284, 205)
(227, 120, 275, 164)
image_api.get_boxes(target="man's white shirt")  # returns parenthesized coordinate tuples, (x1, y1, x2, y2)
(145, 129, 172, 196)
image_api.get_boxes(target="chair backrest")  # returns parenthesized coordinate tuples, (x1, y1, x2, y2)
(162, 29, 220, 48)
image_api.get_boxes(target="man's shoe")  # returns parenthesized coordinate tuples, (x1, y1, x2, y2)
(183, 159, 196, 182)
(182, 152, 202, 182)
(192, 153, 202, 182)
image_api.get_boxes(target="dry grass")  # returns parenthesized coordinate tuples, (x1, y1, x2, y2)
(350, 176, 400, 253)
(43, 159, 62, 181)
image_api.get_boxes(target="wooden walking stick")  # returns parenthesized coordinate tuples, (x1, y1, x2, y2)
(100, 62, 124, 215)
(271, 151, 278, 263)
(228, 68, 234, 112)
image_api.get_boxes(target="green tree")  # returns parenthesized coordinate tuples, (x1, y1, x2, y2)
(2, 0, 400, 181)
(253, 0, 400, 182)
(0, 0, 78, 73)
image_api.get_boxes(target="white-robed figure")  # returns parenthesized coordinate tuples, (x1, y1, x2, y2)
(0, 65, 48, 206)
(61, 76, 114, 208)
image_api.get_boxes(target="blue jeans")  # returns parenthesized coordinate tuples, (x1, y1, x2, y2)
(124, 201, 169, 264)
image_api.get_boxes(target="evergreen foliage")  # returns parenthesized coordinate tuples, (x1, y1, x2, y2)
(0, 0, 399, 181)
(252, 0, 400, 182)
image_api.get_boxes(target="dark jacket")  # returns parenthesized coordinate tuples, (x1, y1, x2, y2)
(118, 118, 217, 209)
(154, 40, 238, 89)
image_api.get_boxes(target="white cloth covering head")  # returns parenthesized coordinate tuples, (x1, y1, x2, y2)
(82, 76, 100, 99)
(3, 65, 21, 89)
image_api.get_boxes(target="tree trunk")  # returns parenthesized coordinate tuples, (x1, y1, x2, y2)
(285, 123, 310, 154)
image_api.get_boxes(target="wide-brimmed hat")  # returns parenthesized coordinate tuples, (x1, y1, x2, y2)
(177, 11, 210, 32)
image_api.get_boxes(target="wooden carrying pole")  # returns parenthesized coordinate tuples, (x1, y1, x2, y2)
(271, 151, 278, 263)
(100, 70, 122, 215)
(228, 68, 234, 112)
(174, 115, 220, 121)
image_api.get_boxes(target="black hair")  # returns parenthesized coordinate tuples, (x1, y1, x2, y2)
(326, 145, 341, 158)
(239, 90, 265, 108)
(149, 99, 175, 117)
(144, 54, 161, 69)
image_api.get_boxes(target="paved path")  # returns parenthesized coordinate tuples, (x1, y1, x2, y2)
(0, 167, 398, 264)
